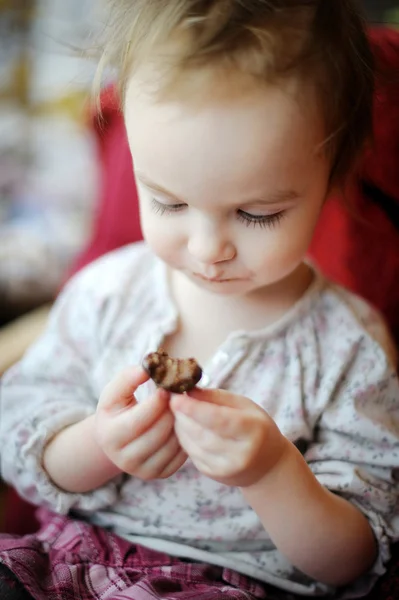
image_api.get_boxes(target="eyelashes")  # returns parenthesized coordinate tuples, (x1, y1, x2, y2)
(236, 210, 285, 229)
(151, 198, 185, 216)
(150, 198, 286, 229)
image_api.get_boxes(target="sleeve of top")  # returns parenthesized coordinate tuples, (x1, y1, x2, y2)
(0, 267, 124, 515)
(304, 333, 399, 594)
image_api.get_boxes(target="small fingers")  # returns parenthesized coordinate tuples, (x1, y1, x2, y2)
(122, 389, 171, 445)
(174, 412, 221, 455)
(159, 449, 188, 478)
(99, 388, 170, 451)
(137, 434, 187, 480)
(171, 395, 241, 438)
(184, 388, 252, 409)
(174, 415, 252, 482)
(99, 367, 150, 412)
(118, 406, 175, 469)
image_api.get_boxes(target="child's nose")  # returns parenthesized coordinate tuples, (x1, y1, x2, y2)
(187, 228, 236, 264)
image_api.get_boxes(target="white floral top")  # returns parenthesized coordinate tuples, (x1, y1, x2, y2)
(1, 242, 399, 598)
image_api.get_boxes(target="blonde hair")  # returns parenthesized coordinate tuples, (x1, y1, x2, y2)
(96, 0, 374, 183)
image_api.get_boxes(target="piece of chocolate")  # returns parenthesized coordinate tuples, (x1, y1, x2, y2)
(142, 350, 202, 393)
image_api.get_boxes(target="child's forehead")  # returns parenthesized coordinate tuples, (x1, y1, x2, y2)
(125, 67, 326, 171)
(125, 74, 329, 208)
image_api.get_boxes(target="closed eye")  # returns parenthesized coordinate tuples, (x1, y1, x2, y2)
(151, 198, 187, 215)
(151, 198, 286, 229)
(237, 210, 286, 228)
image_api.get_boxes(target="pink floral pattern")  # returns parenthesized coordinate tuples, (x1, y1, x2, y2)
(1, 242, 399, 597)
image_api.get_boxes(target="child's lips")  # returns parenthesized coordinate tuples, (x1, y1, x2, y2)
(193, 272, 244, 283)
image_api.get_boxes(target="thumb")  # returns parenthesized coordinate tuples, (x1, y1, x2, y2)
(184, 387, 250, 409)
(99, 366, 150, 412)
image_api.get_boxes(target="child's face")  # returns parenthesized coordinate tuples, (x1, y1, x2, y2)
(125, 71, 331, 297)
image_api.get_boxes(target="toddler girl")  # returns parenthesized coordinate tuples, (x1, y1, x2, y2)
(1, 1, 398, 599)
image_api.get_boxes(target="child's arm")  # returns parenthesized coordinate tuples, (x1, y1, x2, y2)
(172, 392, 376, 586)
(172, 354, 399, 589)
(0, 270, 120, 514)
(1, 249, 182, 513)
(241, 442, 377, 586)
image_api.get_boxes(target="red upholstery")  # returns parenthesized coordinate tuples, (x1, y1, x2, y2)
(2, 28, 399, 595)
(71, 86, 143, 274)
(310, 27, 399, 348)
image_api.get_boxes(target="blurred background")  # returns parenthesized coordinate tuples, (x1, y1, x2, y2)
(0, 0, 102, 326)
(0, 0, 398, 328)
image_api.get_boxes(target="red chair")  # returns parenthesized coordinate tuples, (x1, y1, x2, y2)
(2, 25, 399, 599)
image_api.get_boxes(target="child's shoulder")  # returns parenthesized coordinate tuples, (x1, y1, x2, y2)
(66, 242, 156, 298)
(316, 279, 397, 368)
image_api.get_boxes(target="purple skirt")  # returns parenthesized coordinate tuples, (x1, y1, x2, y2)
(0, 508, 285, 600)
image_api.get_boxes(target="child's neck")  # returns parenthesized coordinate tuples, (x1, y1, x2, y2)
(164, 263, 313, 366)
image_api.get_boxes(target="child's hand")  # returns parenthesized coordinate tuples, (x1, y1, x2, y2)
(170, 389, 289, 488)
(95, 367, 187, 480)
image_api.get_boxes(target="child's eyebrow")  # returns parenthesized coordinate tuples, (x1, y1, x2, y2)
(135, 172, 300, 205)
